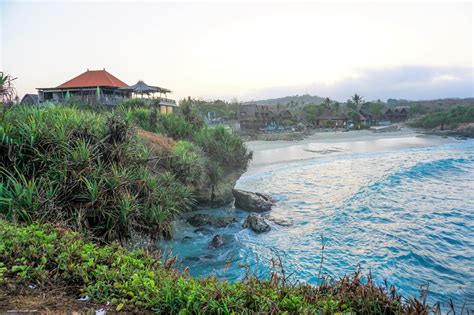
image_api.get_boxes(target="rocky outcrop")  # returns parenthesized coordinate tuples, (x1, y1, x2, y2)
(186, 214, 237, 228)
(233, 189, 274, 212)
(242, 214, 271, 233)
(195, 171, 245, 208)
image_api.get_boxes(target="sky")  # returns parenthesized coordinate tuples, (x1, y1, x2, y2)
(1, 1, 473, 102)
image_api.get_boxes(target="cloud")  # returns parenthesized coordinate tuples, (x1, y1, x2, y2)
(241, 65, 474, 102)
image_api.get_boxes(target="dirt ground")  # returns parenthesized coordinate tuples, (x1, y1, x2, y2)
(0, 283, 137, 314)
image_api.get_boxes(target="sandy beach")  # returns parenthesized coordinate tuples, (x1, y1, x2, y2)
(245, 127, 456, 172)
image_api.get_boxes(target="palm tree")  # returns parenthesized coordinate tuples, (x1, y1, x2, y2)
(324, 97, 331, 109)
(351, 93, 363, 111)
(334, 102, 340, 114)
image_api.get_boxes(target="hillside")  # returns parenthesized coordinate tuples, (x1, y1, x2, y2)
(244, 94, 326, 106)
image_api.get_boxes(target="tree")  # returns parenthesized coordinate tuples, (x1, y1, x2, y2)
(324, 97, 331, 109)
(351, 93, 363, 110)
(346, 99, 357, 111)
(369, 102, 385, 118)
(333, 102, 340, 114)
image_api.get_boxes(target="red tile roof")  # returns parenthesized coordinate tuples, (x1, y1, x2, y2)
(57, 69, 128, 88)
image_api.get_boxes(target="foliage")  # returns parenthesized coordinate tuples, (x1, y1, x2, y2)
(170, 140, 203, 186)
(0, 105, 194, 242)
(0, 220, 429, 314)
(194, 125, 252, 171)
(411, 105, 474, 129)
(119, 105, 251, 175)
(303, 104, 324, 124)
(0, 71, 17, 104)
(351, 93, 364, 110)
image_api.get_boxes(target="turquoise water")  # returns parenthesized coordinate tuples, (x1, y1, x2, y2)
(162, 137, 474, 309)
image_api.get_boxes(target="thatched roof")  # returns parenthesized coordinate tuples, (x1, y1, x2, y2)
(317, 111, 349, 120)
(120, 80, 171, 94)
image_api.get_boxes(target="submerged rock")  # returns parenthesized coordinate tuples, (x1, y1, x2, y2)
(209, 235, 225, 248)
(187, 214, 236, 228)
(233, 189, 274, 212)
(208, 234, 233, 248)
(242, 214, 271, 233)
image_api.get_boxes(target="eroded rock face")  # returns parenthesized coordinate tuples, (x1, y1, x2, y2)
(195, 171, 245, 208)
(233, 189, 274, 212)
(242, 214, 271, 233)
(186, 214, 236, 228)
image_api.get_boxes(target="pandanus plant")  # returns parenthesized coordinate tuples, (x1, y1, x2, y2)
(0, 72, 17, 104)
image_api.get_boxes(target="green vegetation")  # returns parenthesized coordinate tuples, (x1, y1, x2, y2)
(180, 97, 238, 119)
(0, 104, 251, 242)
(0, 220, 427, 314)
(411, 105, 474, 129)
(0, 106, 193, 241)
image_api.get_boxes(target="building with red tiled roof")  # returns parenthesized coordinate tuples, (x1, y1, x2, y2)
(37, 69, 177, 111)
(38, 69, 130, 105)
(57, 69, 129, 89)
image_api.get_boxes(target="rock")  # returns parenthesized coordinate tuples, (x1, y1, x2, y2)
(182, 236, 193, 242)
(233, 189, 274, 212)
(208, 234, 233, 248)
(242, 214, 271, 233)
(195, 171, 245, 208)
(187, 214, 236, 228)
(209, 235, 225, 248)
(263, 214, 293, 227)
(187, 214, 214, 227)
(214, 217, 237, 227)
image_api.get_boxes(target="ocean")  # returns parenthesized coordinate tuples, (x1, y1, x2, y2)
(162, 133, 474, 309)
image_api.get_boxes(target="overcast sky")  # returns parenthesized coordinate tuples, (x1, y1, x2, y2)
(1, 1, 472, 102)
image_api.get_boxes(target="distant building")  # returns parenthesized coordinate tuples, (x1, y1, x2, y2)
(238, 104, 273, 130)
(316, 111, 349, 128)
(20, 94, 39, 105)
(385, 108, 408, 122)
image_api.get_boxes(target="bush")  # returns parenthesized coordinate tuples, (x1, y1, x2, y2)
(195, 125, 252, 171)
(171, 140, 203, 186)
(0, 220, 427, 314)
(0, 105, 193, 242)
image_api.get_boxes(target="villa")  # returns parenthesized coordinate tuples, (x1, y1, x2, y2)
(36, 69, 176, 113)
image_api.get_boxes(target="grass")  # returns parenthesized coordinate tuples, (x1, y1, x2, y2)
(0, 220, 428, 314)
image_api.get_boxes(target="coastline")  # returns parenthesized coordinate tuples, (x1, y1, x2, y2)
(244, 127, 457, 172)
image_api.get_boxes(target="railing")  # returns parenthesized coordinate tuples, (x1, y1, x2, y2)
(158, 98, 176, 106)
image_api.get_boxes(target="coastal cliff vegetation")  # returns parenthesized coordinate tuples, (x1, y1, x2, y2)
(0, 104, 251, 242)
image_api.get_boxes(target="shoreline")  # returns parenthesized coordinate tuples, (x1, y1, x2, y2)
(244, 127, 458, 172)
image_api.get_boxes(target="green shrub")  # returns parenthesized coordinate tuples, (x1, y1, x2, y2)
(0, 105, 193, 241)
(0, 220, 427, 314)
(195, 125, 252, 171)
(171, 140, 203, 186)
